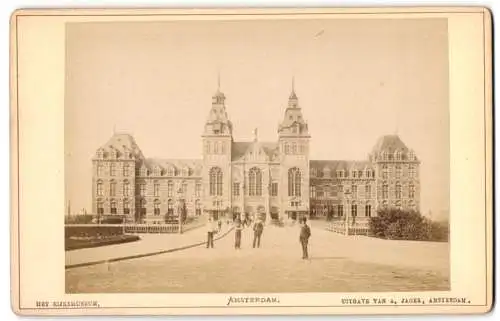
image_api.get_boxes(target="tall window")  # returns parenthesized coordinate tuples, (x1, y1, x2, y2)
(97, 164, 103, 176)
(395, 182, 402, 199)
(351, 204, 357, 217)
(123, 163, 130, 176)
(284, 143, 290, 154)
(209, 167, 223, 196)
(288, 167, 301, 197)
(352, 184, 357, 197)
(167, 199, 173, 216)
(292, 142, 297, 154)
(139, 183, 146, 196)
(337, 204, 344, 217)
(97, 200, 104, 215)
(365, 184, 371, 198)
(96, 180, 103, 196)
(195, 183, 201, 197)
(110, 180, 116, 196)
(409, 183, 415, 199)
(140, 199, 146, 216)
(310, 185, 316, 198)
(338, 184, 343, 193)
(352, 170, 357, 178)
(365, 204, 372, 217)
(182, 182, 188, 194)
(167, 167, 175, 176)
(195, 200, 201, 216)
(409, 165, 416, 178)
(382, 164, 388, 179)
(110, 199, 117, 214)
(167, 181, 173, 197)
(408, 151, 415, 160)
(396, 151, 402, 160)
(233, 182, 240, 196)
(110, 163, 116, 176)
(316, 187, 324, 198)
(271, 182, 278, 197)
(365, 169, 371, 178)
(382, 183, 389, 199)
(154, 181, 160, 197)
(123, 180, 130, 196)
(249, 167, 262, 196)
(395, 165, 402, 178)
(358, 170, 363, 178)
(154, 200, 160, 216)
(123, 199, 130, 215)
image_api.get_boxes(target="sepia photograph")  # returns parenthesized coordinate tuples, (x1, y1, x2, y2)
(10, 7, 492, 315)
(64, 17, 450, 294)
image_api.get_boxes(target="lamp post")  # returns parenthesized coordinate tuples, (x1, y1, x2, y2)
(344, 189, 352, 236)
(176, 187, 183, 234)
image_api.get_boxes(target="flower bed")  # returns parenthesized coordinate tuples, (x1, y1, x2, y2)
(66, 234, 140, 251)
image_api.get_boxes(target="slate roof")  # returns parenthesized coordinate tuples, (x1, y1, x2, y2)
(96, 133, 144, 159)
(371, 135, 409, 154)
(231, 141, 279, 161)
(309, 160, 374, 171)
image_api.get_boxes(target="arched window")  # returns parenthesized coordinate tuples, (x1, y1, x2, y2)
(249, 167, 262, 196)
(382, 182, 389, 199)
(96, 199, 104, 215)
(209, 167, 223, 196)
(154, 199, 160, 215)
(288, 167, 301, 197)
(123, 199, 130, 215)
(351, 203, 357, 217)
(365, 204, 372, 217)
(167, 180, 173, 197)
(110, 199, 117, 214)
(109, 180, 116, 196)
(96, 180, 103, 196)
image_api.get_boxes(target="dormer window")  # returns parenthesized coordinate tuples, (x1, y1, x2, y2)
(383, 151, 388, 161)
(182, 167, 190, 177)
(408, 150, 415, 161)
(140, 165, 148, 177)
(153, 166, 162, 176)
(96, 148, 104, 159)
(167, 167, 175, 177)
(352, 170, 357, 178)
(395, 151, 402, 161)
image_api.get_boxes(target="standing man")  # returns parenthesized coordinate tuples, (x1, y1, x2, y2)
(234, 217, 243, 249)
(299, 217, 311, 259)
(253, 218, 264, 248)
(206, 217, 216, 248)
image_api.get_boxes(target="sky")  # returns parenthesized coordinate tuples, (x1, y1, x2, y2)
(65, 18, 449, 218)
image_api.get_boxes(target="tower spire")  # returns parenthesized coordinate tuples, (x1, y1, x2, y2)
(292, 75, 295, 93)
(217, 71, 221, 91)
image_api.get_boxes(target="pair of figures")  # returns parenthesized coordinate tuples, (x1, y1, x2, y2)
(234, 217, 263, 249)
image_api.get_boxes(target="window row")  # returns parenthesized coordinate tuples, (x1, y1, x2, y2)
(312, 204, 373, 217)
(96, 180, 201, 198)
(136, 166, 193, 177)
(204, 141, 228, 155)
(96, 149, 133, 160)
(312, 168, 376, 179)
(97, 199, 202, 216)
(377, 150, 416, 161)
(380, 164, 417, 179)
(310, 184, 373, 198)
(232, 181, 279, 197)
(283, 142, 306, 155)
(96, 163, 133, 177)
(381, 183, 416, 199)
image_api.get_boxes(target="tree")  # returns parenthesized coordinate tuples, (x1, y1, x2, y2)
(369, 208, 429, 241)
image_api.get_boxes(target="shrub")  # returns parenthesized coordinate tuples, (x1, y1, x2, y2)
(369, 208, 448, 242)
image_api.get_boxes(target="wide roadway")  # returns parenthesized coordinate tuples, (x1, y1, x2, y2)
(66, 223, 449, 293)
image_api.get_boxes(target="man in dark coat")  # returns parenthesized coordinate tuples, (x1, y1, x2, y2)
(253, 219, 264, 248)
(299, 217, 311, 259)
(234, 218, 242, 249)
